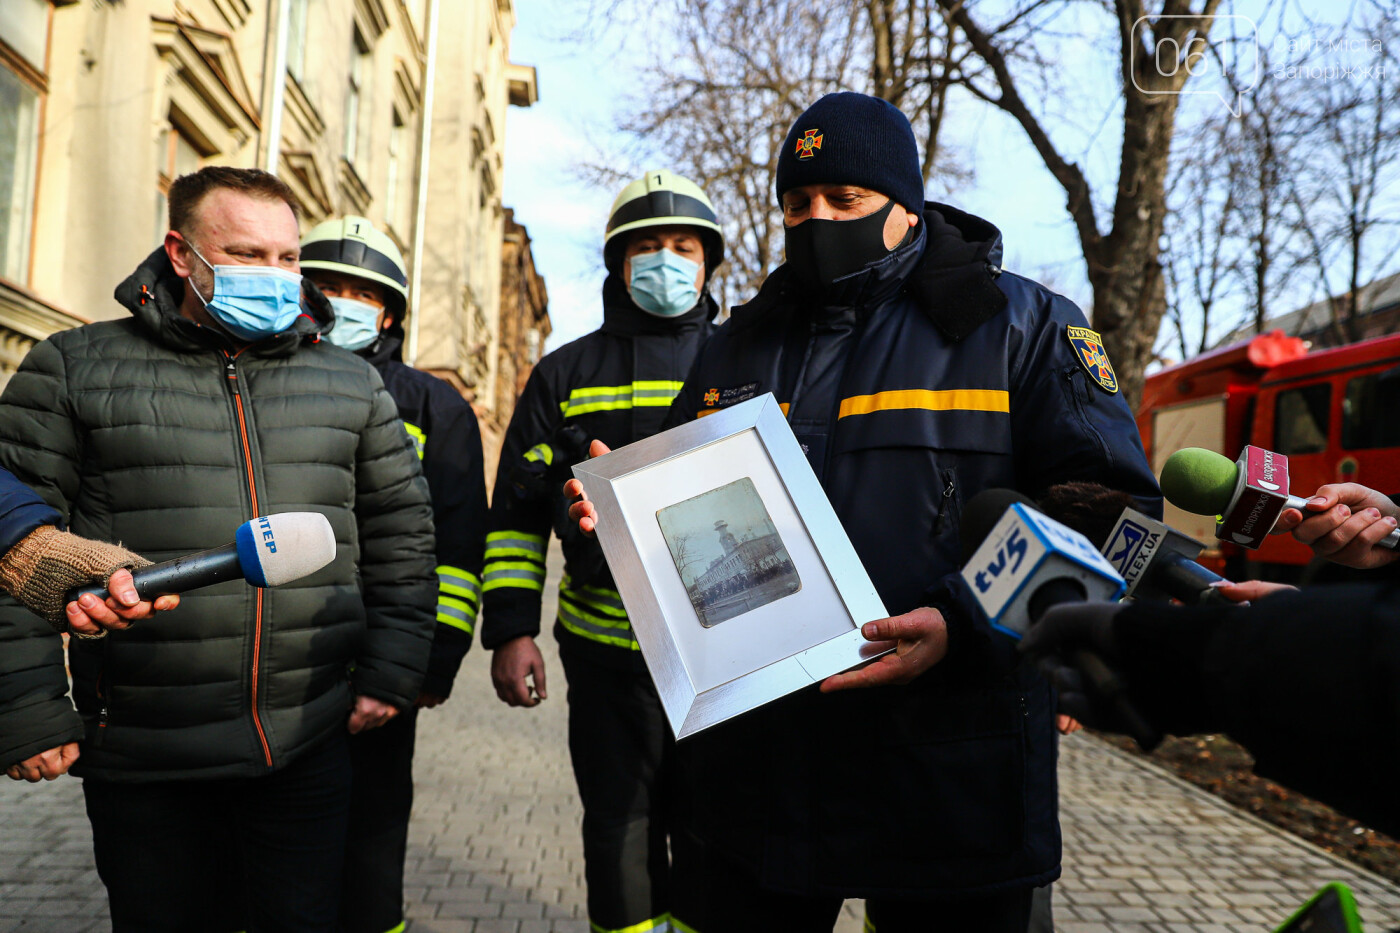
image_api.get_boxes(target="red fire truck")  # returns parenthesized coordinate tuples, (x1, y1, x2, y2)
(1137, 330, 1400, 580)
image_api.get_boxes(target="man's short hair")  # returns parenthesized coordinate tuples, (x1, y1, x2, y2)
(168, 167, 300, 236)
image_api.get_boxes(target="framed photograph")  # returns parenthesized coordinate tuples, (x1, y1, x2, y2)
(572, 393, 889, 739)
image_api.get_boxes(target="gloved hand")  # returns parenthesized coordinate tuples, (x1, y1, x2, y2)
(1018, 601, 1149, 738)
(0, 526, 151, 632)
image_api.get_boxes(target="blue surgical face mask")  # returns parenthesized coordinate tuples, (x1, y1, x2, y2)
(628, 249, 702, 318)
(186, 241, 304, 342)
(324, 297, 383, 351)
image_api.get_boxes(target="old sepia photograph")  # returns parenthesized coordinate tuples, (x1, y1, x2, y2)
(656, 477, 801, 628)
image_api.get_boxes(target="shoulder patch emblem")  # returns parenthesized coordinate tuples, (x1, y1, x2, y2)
(703, 387, 721, 407)
(795, 128, 823, 160)
(1066, 325, 1118, 394)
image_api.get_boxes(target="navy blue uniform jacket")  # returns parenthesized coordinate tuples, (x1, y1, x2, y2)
(363, 334, 488, 699)
(482, 279, 716, 671)
(665, 203, 1161, 898)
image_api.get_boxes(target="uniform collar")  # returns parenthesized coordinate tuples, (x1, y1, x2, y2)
(728, 202, 1009, 342)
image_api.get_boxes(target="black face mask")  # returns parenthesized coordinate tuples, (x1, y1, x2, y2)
(783, 199, 900, 292)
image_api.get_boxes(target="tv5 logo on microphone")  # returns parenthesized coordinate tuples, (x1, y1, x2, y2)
(962, 503, 1124, 638)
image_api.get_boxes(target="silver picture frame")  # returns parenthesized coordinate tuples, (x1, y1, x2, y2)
(572, 393, 890, 739)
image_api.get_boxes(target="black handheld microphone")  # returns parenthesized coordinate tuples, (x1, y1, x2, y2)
(1037, 481, 1232, 605)
(66, 512, 337, 605)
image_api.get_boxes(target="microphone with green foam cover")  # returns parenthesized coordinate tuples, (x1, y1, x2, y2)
(1164, 447, 1400, 552)
(1159, 447, 1258, 516)
(1161, 447, 1320, 531)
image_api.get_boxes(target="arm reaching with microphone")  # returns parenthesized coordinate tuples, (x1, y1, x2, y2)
(0, 465, 178, 634)
(0, 527, 179, 635)
(1020, 581, 1400, 838)
(1273, 483, 1399, 570)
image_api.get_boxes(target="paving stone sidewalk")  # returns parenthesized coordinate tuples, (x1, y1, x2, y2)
(3, 543, 1399, 931)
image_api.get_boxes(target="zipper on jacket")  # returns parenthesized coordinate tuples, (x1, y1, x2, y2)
(933, 471, 957, 535)
(225, 351, 274, 769)
(94, 670, 109, 747)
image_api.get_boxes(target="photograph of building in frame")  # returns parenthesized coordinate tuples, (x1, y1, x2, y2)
(656, 476, 801, 628)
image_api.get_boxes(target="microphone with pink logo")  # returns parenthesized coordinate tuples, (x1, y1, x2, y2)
(1159, 446, 1399, 551)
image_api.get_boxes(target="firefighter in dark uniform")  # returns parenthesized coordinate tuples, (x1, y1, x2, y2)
(481, 171, 724, 933)
(301, 216, 488, 933)
(568, 94, 1161, 931)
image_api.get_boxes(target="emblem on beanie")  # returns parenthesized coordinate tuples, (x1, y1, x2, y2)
(1066, 325, 1119, 394)
(795, 128, 824, 160)
(703, 388, 721, 406)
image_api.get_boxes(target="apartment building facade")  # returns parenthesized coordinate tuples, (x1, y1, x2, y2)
(0, 0, 546, 422)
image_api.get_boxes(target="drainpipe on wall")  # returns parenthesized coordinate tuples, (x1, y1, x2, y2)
(263, 0, 291, 172)
(406, 0, 440, 368)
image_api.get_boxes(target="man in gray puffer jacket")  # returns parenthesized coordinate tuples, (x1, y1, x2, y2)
(0, 167, 437, 933)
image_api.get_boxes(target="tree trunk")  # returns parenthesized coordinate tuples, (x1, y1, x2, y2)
(939, 0, 1220, 407)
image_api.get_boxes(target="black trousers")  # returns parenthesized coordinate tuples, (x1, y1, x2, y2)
(559, 646, 675, 932)
(341, 707, 418, 933)
(670, 836, 1035, 933)
(82, 732, 352, 933)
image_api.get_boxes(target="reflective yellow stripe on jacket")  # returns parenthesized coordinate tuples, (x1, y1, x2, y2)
(837, 388, 1010, 419)
(556, 575, 637, 649)
(559, 381, 684, 418)
(403, 421, 426, 459)
(435, 564, 480, 635)
(591, 911, 676, 933)
(482, 530, 547, 594)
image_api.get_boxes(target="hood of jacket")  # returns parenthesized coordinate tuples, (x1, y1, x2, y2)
(598, 272, 719, 338)
(114, 247, 334, 357)
(731, 202, 1009, 341)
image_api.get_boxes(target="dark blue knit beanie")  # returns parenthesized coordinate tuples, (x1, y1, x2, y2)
(776, 92, 924, 214)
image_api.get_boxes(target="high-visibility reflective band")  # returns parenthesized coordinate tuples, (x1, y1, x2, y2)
(590, 913, 674, 933)
(863, 914, 876, 933)
(484, 530, 546, 593)
(561, 577, 627, 619)
(403, 421, 426, 460)
(482, 561, 546, 593)
(484, 530, 547, 561)
(697, 401, 789, 419)
(837, 388, 1010, 420)
(559, 381, 685, 418)
(524, 442, 554, 465)
(633, 380, 685, 406)
(437, 595, 476, 634)
(437, 565, 481, 603)
(382, 923, 407, 933)
(669, 917, 700, 933)
(557, 582, 637, 649)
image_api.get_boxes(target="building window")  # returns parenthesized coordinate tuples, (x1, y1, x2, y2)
(0, 0, 48, 70)
(286, 0, 310, 82)
(1343, 370, 1400, 450)
(154, 121, 206, 240)
(385, 108, 406, 231)
(0, 0, 48, 285)
(343, 28, 370, 165)
(1274, 384, 1331, 456)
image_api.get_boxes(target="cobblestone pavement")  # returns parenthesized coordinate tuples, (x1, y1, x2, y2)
(2, 544, 1399, 931)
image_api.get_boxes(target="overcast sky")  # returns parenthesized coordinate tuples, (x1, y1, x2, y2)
(501, 1, 1394, 358)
